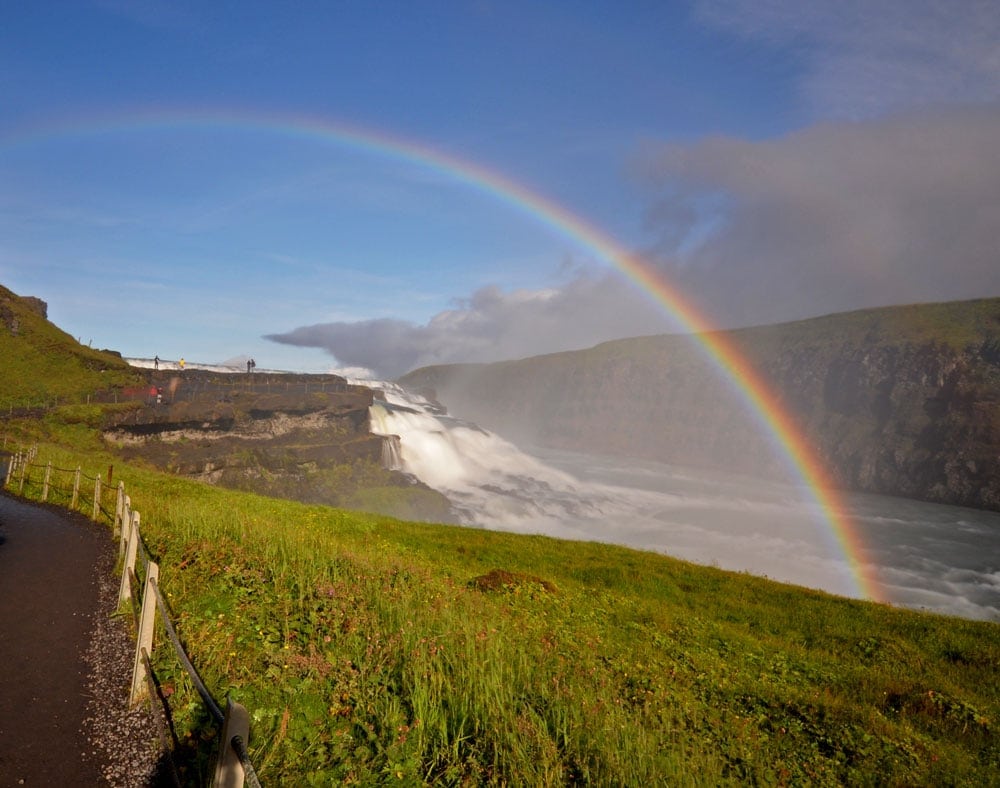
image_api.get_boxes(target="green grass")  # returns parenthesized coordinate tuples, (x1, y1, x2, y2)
(9, 441, 999, 786)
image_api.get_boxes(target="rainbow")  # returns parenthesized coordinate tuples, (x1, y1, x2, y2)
(3, 107, 882, 601)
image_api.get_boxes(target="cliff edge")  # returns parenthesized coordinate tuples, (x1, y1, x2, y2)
(103, 370, 455, 522)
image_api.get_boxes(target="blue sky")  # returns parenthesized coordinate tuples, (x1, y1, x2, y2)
(2, 1, 998, 375)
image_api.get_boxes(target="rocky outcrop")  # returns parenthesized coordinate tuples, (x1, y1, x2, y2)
(104, 370, 455, 522)
(22, 296, 47, 319)
(401, 299, 1000, 512)
(0, 293, 47, 335)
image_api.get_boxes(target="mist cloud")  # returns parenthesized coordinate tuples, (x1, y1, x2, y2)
(265, 273, 673, 378)
(270, 108, 1000, 375)
(638, 107, 1000, 328)
(696, 0, 1000, 119)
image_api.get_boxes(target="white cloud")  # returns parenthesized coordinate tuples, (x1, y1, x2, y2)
(265, 273, 674, 378)
(266, 3, 1000, 376)
(269, 107, 1000, 374)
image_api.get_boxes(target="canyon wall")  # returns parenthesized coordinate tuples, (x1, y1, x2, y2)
(401, 299, 1000, 511)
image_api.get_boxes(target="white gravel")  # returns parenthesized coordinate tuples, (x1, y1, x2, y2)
(81, 549, 171, 786)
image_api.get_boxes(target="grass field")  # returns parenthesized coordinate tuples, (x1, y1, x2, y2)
(9, 441, 999, 785)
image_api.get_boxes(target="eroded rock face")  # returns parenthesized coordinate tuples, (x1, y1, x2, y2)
(763, 339, 1000, 510)
(103, 371, 454, 521)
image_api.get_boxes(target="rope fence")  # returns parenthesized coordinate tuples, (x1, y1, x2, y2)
(3, 450, 117, 522)
(2, 448, 261, 788)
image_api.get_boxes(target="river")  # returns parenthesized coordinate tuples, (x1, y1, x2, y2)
(369, 384, 1000, 622)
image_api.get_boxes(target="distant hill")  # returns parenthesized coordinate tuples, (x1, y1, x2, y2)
(0, 283, 140, 405)
(401, 298, 1000, 511)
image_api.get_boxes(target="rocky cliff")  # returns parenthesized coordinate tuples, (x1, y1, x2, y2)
(103, 370, 455, 522)
(0, 282, 452, 521)
(400, 299, 1000, 511)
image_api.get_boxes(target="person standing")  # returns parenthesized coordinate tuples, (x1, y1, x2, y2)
(154, 355, 159, 370)
(179, 357, 186, 370)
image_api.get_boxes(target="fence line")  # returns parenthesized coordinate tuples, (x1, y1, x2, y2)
(2, 449, 261, 788)
(4, 450, 116, 523)
(0, 371, 354, 418)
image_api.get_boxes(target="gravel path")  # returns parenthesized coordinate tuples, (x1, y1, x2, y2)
(0, 492, 169, 786)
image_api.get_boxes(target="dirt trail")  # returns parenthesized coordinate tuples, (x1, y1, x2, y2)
(0, 493, 108, 785)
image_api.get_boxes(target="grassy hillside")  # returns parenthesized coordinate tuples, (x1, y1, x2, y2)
(0, 284, 140, 407)
(725, 297, 1000, 353)
(11, 443, 1000, 785)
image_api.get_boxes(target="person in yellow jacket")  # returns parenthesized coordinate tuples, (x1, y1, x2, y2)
(179, 357, 185, 370)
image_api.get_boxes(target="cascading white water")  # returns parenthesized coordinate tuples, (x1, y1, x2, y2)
(368, 384, 610, 528)
(366, 383, 841, 571)
(379, 434, 402, 470)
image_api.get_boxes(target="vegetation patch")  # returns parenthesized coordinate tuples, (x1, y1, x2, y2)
(468, 568, 558, 595)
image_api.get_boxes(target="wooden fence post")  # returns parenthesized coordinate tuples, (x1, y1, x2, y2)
(4, 452, 17, 487)
(213, 699, 250, 788)
(114, 482, 126, 540)
(119, 511, 140, 605)
(71, 467, 81, 509)
(41, 461, 52, 501)
(93, 474, 102, 521)
(119, 496, 132, 558)
(130, 560, 159, 705)
(18, 455, 27, 493)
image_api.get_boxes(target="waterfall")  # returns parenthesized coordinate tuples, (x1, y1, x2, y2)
(362, 380, 860, 598)
(380, 434, 402, 470)
(363, 382, 815, 547)
(366, 384, 612, 528)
